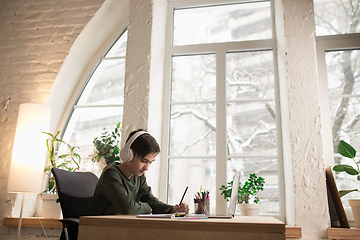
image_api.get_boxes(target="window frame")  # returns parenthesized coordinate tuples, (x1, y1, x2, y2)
(61, 28, 128, 135)
(317, 33, 360, 183)
(57, 28, 128, 175)
(160, 0, 285, 220)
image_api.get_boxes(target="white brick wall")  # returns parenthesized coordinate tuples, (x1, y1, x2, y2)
(0, 0, 105, 238)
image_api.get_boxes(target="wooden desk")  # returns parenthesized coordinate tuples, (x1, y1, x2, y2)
(3, 217, 301, 238)
(78, 215, 285, 240)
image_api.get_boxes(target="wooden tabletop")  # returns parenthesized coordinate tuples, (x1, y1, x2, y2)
(79, 215, 285, 234)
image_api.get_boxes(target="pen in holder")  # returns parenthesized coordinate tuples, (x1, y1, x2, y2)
(194, 199, 210, 215)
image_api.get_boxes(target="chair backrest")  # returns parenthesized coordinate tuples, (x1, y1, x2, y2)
(51, 168, 98, 219)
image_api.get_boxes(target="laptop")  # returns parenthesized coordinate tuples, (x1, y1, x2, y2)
(186, 171, 241, 219)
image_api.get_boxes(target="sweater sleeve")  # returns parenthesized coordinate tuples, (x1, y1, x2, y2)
(101, 168, 152, 215)
(139, 176, 174, 214)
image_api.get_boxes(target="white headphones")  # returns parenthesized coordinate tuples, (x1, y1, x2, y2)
(120, 131, 147, 162)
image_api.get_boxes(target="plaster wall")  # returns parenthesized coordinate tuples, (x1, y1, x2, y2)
(121, 0, 153, 138)
(278, 0, 329, 238)
(120, 0, 168, 198)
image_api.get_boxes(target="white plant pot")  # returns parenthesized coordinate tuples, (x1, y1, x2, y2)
(239, 203, 260, 216)
(349, 199, 360, 228)
(41, 193, 61, 219)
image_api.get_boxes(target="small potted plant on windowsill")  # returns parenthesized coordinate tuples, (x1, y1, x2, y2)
(41, 131, 81, 218)
(333, 140, 360, 227)
(219, 173, 265, 216)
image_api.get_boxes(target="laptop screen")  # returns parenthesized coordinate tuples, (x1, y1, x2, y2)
(227, 171, 241, 216)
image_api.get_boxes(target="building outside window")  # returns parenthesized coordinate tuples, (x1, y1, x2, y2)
(162, 0, 284, 218)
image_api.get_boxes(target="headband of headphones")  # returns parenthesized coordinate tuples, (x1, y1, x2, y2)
(120, 131, 147, 162)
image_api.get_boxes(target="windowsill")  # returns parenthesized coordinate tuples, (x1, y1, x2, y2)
(285, 226, 302, 238)
(327, 227, 360, 239)
(4, 217, 302, 238)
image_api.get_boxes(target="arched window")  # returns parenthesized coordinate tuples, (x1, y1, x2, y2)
(61, 29, 127, 176)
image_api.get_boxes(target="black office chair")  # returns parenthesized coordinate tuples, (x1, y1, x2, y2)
(51, 167, 98, 240)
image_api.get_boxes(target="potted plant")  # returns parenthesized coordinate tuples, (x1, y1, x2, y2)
(219, 173, 265, 216)
(90, 122, 121, 169)
(41, 131, 81, 218)
(333, 140, 360, 227)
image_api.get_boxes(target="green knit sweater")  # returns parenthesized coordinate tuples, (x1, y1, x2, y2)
(91, 162, 173, 215)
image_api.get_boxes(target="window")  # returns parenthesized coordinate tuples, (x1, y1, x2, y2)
(323, 47, 360, 208)
(163, 0, 283, 217)
(315, 0, 360, 207)
(60, 29, 127, 176)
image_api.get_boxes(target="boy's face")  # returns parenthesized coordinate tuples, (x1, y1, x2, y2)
(128, 152, 157, 177)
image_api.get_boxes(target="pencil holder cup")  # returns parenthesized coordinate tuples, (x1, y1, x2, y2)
(194, 199, 210, 215)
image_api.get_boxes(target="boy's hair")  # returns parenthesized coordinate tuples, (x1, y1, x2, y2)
(126, 129, 160, 159)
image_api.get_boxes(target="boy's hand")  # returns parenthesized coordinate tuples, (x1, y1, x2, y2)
(170, 202, 189, 213)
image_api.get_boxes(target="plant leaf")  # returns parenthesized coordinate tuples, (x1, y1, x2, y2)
(338, 140, 356, 159)
(333, 164, 359, 175)
(339, 189, 359, 197)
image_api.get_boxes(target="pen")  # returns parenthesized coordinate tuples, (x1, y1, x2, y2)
(179, 186, 188, 205)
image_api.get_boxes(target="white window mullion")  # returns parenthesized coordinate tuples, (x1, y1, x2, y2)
(159, 4, 176, 202)
(216, 50, 227, 214)
(171, 40, 273, 56)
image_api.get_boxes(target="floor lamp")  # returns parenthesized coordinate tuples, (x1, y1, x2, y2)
(7, 103, 51, 240)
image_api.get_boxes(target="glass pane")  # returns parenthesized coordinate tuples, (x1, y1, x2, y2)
(168, 158, 216, 214)
(169, 104, 216, 156)
(329, 97, 360, 150)
(227, 158, 279, 215)
(105, 30, 127, 57)
(171, 54, 216, 102)
(326, 50, 360, 96)
(227, 101, 277, 156)
(226, 51, 274, 100)
(77, 59, 125, 105)
(62, 107, 123, 176)
(173, 1, 271, 46)
(326, 49, 360, 150)
(314, 0, 360, 36)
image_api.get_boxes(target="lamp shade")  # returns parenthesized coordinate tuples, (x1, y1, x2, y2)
(7, 103, 51, 193)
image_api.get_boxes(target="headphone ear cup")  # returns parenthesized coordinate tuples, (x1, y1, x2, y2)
(120, 147, 134, 162)
(120, 131, 147, 162)
(127, 148, 134, 162)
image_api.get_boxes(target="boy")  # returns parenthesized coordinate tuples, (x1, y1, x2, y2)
(92, 129, 189, 215)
